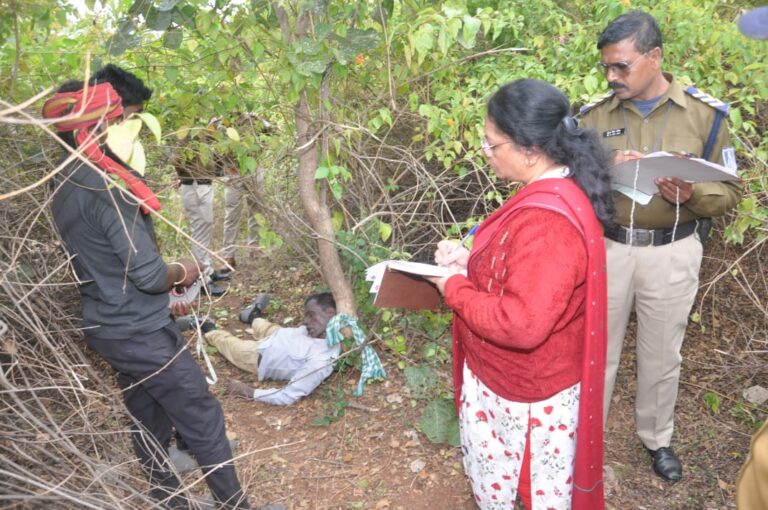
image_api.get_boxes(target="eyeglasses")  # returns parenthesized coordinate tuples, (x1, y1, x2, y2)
(481, 136, 515, 157)
(597, 52, 649, 76)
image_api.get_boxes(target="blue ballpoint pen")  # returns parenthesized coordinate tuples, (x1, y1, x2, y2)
(453, 224, 479, 252)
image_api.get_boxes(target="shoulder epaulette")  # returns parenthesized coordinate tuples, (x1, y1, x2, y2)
(577, 92, 614, 117)
(684, 86, 729, 114)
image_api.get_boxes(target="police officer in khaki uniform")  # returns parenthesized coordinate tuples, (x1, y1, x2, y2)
(218, 113, 271, 273)
(579, 10, 742, 482)
(171, 125, 228, 296)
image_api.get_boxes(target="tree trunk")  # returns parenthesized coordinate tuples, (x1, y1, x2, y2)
(294, 94, 358, 316)
(274, 3, 358, 317)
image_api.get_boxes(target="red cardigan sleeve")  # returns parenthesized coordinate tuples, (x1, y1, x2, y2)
(443, 208, 587, 350)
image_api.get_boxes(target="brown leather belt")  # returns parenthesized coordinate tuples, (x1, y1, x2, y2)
(605, 221, 697, 247)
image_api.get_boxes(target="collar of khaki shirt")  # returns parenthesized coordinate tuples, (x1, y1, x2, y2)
(604, 73, 688, 116)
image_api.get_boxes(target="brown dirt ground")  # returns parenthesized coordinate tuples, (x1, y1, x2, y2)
(188, 229, 766, 510)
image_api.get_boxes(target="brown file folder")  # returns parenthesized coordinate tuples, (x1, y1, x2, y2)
(373, 267, 441, 310)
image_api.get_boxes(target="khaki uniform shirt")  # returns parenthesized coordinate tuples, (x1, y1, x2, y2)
(579, 75, 742, 229)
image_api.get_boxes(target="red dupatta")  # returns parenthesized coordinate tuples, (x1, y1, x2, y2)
(42, 82, 161, 214)
(452, 177, 607, 510)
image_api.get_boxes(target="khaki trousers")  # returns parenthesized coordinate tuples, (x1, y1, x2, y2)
(736, 420, 768, 509)
(205, 318, 280, 375)
(221, 176, 260, 259)
(604, 234, 702, 450)
(179, 183, 214, 275)
(222, 178, 243, 259)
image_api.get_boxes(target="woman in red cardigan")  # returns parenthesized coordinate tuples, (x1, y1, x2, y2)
(430, 79, 614, 510)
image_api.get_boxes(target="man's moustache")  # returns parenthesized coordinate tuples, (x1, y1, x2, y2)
(609, 82, 626, 90)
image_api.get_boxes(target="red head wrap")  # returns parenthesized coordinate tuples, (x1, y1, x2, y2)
(42, 82, 161, 213)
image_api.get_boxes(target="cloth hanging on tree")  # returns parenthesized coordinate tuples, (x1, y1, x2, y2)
(325, 313, 386, 395)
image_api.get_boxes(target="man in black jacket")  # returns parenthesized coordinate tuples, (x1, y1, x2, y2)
(47, 66, 261, 509)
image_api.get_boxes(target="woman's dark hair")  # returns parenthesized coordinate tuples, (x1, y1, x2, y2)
(597, 10, 663, 54)
(487, 79, 614, 227)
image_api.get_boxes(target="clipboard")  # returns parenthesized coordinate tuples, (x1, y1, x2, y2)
(373, 266, 441, 310)
(612, 151, 739, 196)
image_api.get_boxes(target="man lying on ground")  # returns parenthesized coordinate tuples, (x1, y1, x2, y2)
(178, 292, 339, 405)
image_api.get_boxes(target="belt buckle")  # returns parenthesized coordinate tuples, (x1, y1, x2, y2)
(626, 228, 653, 246)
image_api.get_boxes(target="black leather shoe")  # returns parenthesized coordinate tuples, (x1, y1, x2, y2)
(201, 279, 226, 297)
(239, 293, 272, 324)
(210, 269, 231, 282)
(175, 315, 216, 334)
(649, 447, 682, 482)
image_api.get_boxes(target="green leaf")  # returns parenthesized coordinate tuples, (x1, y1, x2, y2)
(312, 416, 332, 427)
(164, 66, 179, 83)
(332, 210, 343, 231)
(146, 7, 172, 31)
(106, 20, 139, 56)
(243, 157, 257, 172)
(226, 127, 240, 142)
(404, 366, 439, 400)
(345, 28, 380, 52)
(314, 22, 332, 41)
(164, 30, 183, 49)
(704, 392, 721, 415)
(330, 181, 343, 199)
(128, 0, 153, 15)
(411, 24, 435, 63)
(295, 58, 328, 77)
(105, 119, 142, 162)
(729, 108, 742, 130)
(314, 166, 329, 179)
(459, 15, 481, 49)
(171, 4, 197, 28)
(378, 221, 392, 242)
(584, 74, 598, 94)
(421, 398, 460, 446)
(157, 0, 180, 11)
(442, 5, 465, 17)
(378, 108, 393, 127)
(136, 112, 162, 143)
(127, 140, 146, 175)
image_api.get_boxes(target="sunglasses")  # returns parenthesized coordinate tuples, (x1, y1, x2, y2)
(597, 52, 649, 76)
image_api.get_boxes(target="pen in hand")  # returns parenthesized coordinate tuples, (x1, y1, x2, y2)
(453, 224, 479, 252)
(436, 225, 479, 269)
